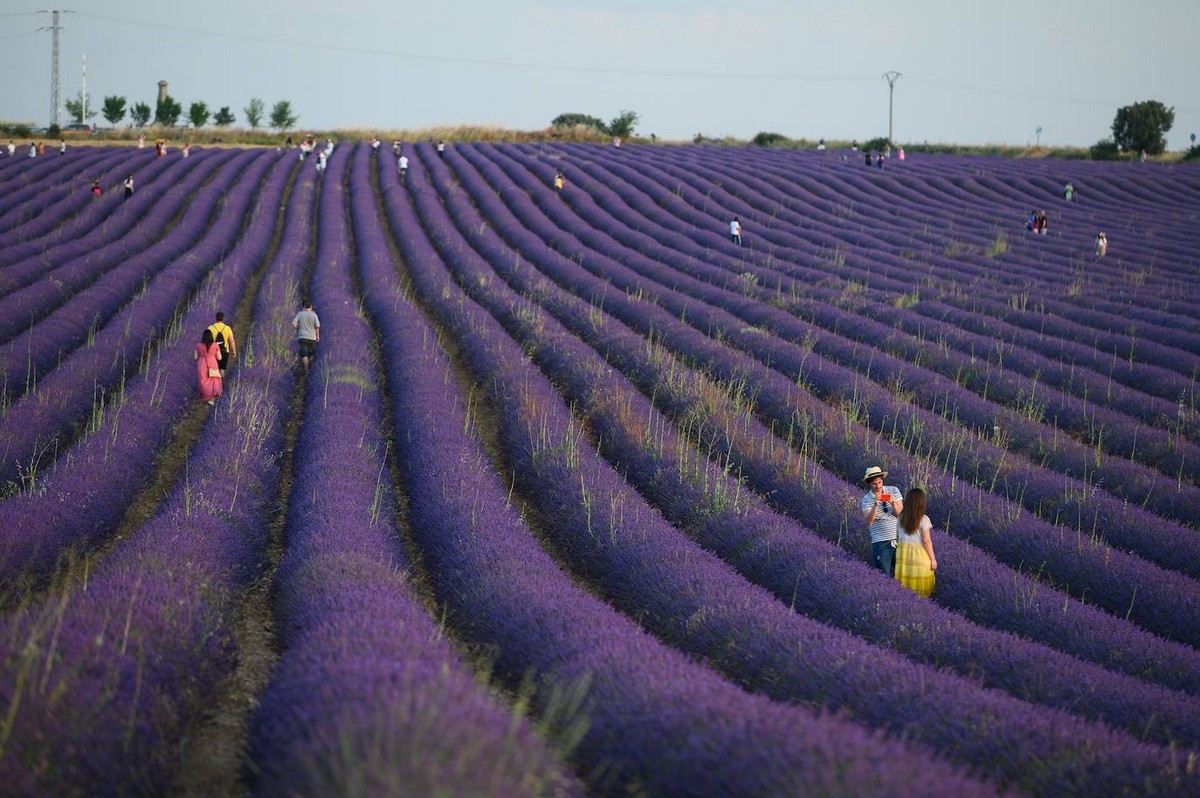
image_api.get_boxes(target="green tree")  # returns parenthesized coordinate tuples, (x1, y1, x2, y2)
(752, 131, 790, 148)
(1111, 100, 1174, 155)
(130, 102, 152, 128)
(551, 112, 608, 133)
(269, 100, 298, 132)
(155, 95, 182, 127)
(188, 101, 210, 129)
(64, 91, 96, 124)
(244, 97, 265, 129)
(608, 109, 639, 139)
(213, 106, 235, 127)
(102, 95, 127, 127)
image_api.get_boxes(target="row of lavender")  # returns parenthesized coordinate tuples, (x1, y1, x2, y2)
(560, 143, 1200, 454)
(442, 142, 1200, 652)
(361, 142, 1002, 796)
(2, 142, 1198, 794)
(380, 142, 1199, 795)
(0, 148, 305, 793)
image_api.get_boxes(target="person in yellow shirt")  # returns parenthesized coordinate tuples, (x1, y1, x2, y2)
(207, 311, 236, 377)
(553, 171, 565, 193)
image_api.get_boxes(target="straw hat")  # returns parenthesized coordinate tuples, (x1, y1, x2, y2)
(861, 466, 888, 483)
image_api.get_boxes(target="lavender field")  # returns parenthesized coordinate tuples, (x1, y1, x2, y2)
(1, 139, 1199, 797)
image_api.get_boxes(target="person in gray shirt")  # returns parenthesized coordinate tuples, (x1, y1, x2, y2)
(292, 299, 321, 372)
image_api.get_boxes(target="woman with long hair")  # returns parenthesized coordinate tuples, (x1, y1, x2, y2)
(195, 327, 223, 405)
(895, 487, 937, 597)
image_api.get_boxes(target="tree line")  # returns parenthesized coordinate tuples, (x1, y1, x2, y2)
(67, 93, 299, 131)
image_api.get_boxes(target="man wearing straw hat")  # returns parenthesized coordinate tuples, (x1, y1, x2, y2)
(860, 465, 904, 577)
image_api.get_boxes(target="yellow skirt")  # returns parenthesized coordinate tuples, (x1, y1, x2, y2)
(895, 541, 935, 597)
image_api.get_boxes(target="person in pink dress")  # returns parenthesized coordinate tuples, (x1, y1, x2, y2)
(195, 328, 223, 405)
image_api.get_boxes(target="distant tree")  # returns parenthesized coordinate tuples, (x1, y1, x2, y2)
(1111, 100, 1174, 155)
(244, 97, 265, 129)
(1088, 138, 1122, 161)
(188, 101, 210, 129)
(608, 109, 639, 139)
(64, 91, 97, 124)
(102, 95, 127, 127)
(213, 106, 235, 127)
(130, 102, 152, 128)
(551, 112, 608, 133)
(155, 95, 183, 127)
(862, 136, 892, 152)
(269, 100, 298, 132)
(752, 132, 790, 147)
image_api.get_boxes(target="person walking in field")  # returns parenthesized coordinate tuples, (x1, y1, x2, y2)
(437, 140, 446, 157)
(860, 465, 903, 577)
(123, 175, 134, 200)
(1062, 181, 1074, 201)
(554, 170, 565, 193)
(894, 487, 937, 597)
(1095, 231, 1108, 257)
(729, 217, 742, 246)
(195, 328, 223, 406)
(292, 299, 321, 372)
(207, 311, 237, 378)
(91, 178, 102, 197)
(398, 153, 408, 178)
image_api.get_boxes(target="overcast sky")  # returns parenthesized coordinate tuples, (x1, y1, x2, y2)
(2, 0, 1197, 149)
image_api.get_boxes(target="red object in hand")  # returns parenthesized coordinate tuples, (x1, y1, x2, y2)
(880, 494, 891, 502)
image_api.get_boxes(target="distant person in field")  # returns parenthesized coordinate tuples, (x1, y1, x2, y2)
(851, 139, 859, 151)
(91, 178, 102, 197)
(7, 142, 15, 156)
(860, 465, 903, 577)
(181, 142, 190, 158)
(29, 143, 37, 158)
(876, 153, 884, 169)
(894, 487, 937, 597)
(613, 136, 621, 148)
(195, 328, 223, 406)
(293, 299, 321, 372)
(729, 217, 742, 246)
(137, 134, 146, 149)
(38, 142, 45, 155)
(1062, 181, 1074, 201)
(1036, 210, 1048, 235)
(437, 140, 446, 157)
(59, 140, 67, 155)
(817, 137, 826, 151)
(371, 136, 380, 153)
(1139, 149, 1147, 163)
(865, 151, 873, 167)
(208, 311, 237, 378)
(1025, 211, 1035, 232)
(398, 153, 409, 178)
(554, 170, 565, 193)
(1095, 231, 1108, 257)
(123, 175, 134, 200)
(897, 146, 906, 161)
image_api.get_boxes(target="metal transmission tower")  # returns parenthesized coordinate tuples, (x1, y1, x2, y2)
(883, 70, 902, 143)
(38, 9, 74, 128)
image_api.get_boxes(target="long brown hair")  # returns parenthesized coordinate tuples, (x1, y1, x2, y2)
(899, 487, 926, 535)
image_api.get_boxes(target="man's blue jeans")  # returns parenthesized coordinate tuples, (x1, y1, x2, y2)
(872, 540, 896, 578)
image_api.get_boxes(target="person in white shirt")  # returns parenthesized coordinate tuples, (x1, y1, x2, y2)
(398, 154, 409, 177)
(859, 465, 904, 577)
(729, 217, 742, 246)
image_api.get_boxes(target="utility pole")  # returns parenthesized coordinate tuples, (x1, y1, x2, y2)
(38, 9, 75, 129)
(883, 70, 901, 143)
(81, 52, 87, 123)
